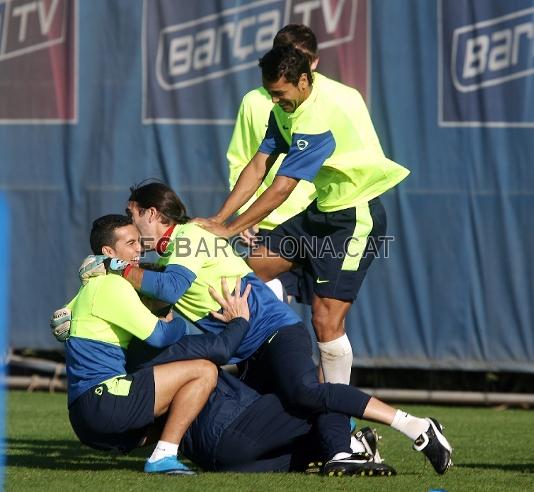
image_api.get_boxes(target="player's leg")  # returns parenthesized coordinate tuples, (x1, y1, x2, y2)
(211, 390, 387, 475)
(145, 359, 218, 474)
(247, 244, 296, 280)
(246, 207, 310, 281)
(312, 295, 353, 384)
(212, 393, 312, 472)
(249, 323, 452, 474)
(310, 198, 387, 384)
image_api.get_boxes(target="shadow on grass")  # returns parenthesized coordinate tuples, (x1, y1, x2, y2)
(7, 437, 144, 472)
(457, 463, 534, 473)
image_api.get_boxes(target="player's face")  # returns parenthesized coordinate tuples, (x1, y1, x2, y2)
(127, 201, 155, 238)
(263, 74, 310, 113)
(108, 225, 141, 266)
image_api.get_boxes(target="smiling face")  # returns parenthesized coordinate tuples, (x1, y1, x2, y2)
(101, 224, 141, 266)
(263, 73, 311, 113)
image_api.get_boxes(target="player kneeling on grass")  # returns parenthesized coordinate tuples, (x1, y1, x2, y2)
(58, 214, 253, 475)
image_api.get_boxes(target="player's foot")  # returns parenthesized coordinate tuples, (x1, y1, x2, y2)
(323, 453, 396, 477)
(413, 418, 453, 474)
(353, 426, 383, 463)
(144, 455, 195, 475)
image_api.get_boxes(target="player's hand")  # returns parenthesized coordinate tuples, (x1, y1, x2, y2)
(209, 276, 252, 322)
(50, 307, 71, 342)
(239, 225, 259, 246)
(193, 218, 233, 238)
(78, 255, 130, 285)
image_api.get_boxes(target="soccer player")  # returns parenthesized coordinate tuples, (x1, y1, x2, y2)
(62, 214, 250, 475)
(227, 24, 317, 304)
(56, 216, 391, 476)
(79, 182, 453, 474)
(196, 45, 410, 386)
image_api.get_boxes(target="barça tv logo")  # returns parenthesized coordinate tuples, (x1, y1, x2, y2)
(143, 0, 369, 124)
(0, 0, 77, 123)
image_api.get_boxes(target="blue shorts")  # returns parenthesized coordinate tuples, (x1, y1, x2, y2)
(260, 198, 387, 301)
(68, 367, 155, 454)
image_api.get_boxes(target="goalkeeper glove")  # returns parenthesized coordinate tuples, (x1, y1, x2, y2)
(50, 307, 71, 342)
(79, 255, 131, 285)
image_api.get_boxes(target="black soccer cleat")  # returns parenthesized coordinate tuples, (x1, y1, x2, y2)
(353, 426, 383, 463)
(304, 460, 323, 474)
(413, 418, 453, 474)
(322, 452, 397, 477)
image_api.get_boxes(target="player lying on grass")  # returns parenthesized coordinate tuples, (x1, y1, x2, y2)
(54, 214, 391, 476)
(76, 182, 453, 475)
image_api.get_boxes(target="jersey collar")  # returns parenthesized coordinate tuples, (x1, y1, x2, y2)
(156, 224, 176, 255)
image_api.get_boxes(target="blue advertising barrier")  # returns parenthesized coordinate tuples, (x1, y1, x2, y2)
(0, 0, 532, 373)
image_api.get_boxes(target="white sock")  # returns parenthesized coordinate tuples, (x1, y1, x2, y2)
(266, 278, 284, 301)
(317, 334, 353, 384)
(148, 440, 179, 462)
(391, 410, 430, 441)
(350, 436, 366, 454)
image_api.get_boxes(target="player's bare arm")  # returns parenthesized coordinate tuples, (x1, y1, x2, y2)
(195, 151, 276, 225)
(196, 175, 298, 238)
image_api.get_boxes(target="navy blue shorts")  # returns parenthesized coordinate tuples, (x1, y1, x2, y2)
(260, 198, 387, 301)
(68, 367, 155, 454)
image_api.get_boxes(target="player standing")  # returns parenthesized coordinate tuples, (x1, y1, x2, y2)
(197, 45, 410, 386)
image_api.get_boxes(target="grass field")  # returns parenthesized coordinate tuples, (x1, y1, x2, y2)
(4, 391, 534, 491)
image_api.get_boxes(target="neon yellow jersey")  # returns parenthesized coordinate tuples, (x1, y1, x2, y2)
(158, 223, 252, 322)
(259, 73, 410, 212)
(65, 274, 161, 404)
(227, 86, 316, 230)
(69, 275, 158, 347)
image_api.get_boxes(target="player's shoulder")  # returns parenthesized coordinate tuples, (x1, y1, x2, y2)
(315, 72, 364, 104)
(95, 273, 135, 296)
(241, 86, 272, 107)
(314, 72, 359, 93)
(175, 222, 213, 243)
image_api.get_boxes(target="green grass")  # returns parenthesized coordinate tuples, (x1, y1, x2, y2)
(4, 391, 534, 491)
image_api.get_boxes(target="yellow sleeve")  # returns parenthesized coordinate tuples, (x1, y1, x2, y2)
(91, 275, 158, 340)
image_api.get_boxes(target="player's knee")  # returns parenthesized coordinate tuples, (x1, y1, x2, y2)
(197, 360, 218, 389)
(289, 381, 324, 413)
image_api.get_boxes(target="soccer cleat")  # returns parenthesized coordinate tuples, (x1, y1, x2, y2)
(305, 460, 323, 474)
(353, 426, 383, 463)
(144, 455, 196, 475)
(413, 418, 453, 475)
(323, 453, 397, 477)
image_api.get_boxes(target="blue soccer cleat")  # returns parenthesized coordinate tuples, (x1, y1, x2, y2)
(144, 455, 196, 475)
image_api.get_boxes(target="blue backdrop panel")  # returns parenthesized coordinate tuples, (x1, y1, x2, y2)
(0, 0, 532, 373)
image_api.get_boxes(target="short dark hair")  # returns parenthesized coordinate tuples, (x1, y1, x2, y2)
(90, 214, 133, 255)
(259, 45, 312, 86)
(273, 24, 318, 63)
(128, 181, 189, 226)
